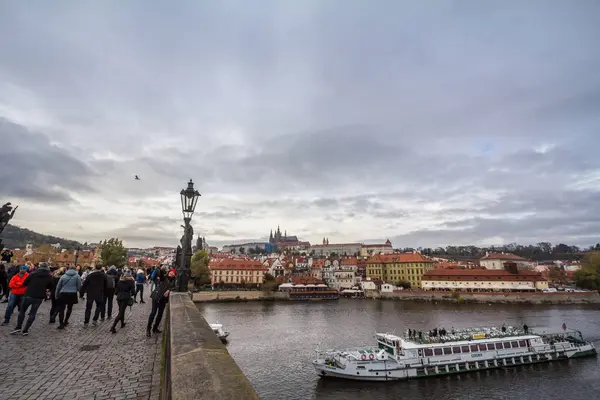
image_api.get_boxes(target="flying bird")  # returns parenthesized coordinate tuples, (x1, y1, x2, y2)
(134, 175, 140, 180)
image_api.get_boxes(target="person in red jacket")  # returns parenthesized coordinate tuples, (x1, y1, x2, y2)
(1, 266, 29, 325)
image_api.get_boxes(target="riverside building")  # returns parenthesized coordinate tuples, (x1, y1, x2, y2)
(366, 253, 436, 289)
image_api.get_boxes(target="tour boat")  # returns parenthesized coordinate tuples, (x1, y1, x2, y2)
(313, 325, 596, 381)
(210, 323, 230, 343)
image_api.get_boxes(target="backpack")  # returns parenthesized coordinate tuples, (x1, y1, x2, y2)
(106, 274, 116, 289)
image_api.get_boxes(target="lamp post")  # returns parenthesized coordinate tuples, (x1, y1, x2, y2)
(178, 179, 201, 292)
(74, 245, 80, 267)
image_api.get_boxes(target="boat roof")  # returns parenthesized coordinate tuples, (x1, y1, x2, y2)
(375, 329, 542, 349)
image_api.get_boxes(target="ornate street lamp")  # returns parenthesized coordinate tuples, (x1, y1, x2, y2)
(177, 179, 201, 292)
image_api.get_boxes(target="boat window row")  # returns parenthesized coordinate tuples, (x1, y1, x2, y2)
(422, 340, 528, 357)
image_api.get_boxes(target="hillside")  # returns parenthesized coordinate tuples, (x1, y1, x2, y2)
(0, 224, 83, 250)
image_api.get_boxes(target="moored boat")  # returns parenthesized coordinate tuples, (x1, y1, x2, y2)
(313, 325, 596, 381)
(210, 323, 230, 343)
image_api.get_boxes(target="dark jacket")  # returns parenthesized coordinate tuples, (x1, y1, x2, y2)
(0, 267, 7, 283)
(80, 270, 108, 301)
(106, 268, 118, 291)
(115, 276, 135, 301)
(50, 274, 61, 300)
(7, 265, 19, 282)
(152, 277, 176, 303)
(23, 267, 53, 299)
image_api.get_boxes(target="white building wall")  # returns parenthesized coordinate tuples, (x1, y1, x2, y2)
(422, 279, 537, 291)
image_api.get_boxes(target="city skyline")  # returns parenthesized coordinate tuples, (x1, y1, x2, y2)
(1, 2, 599, 248)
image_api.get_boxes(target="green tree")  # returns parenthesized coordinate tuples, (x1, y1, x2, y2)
(190, 249, 211, 287)
(548, 266, 568, 285)
(574, 251, 600, 290)
(100, 238, 128, 267)
(263, 273, 275, 282)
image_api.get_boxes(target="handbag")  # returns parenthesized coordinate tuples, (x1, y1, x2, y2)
(127, 297, 134, 307)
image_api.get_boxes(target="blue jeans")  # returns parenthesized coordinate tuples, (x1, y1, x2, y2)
(16, 296, 43, 331)
(3, 293, 23, 323)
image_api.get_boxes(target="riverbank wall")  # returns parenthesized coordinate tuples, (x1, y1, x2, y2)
(193, 291, 289, 302)
(192, 290, 600, 304)
(379, 290, 600, 304)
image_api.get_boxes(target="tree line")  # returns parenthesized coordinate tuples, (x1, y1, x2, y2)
(399, 242, 598, 261)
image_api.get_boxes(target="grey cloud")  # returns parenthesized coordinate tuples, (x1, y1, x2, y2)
(1, 2, 600, 247)
(0, 119, 97, 202)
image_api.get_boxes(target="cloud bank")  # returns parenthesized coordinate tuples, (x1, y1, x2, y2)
(1, 1, 599, 248)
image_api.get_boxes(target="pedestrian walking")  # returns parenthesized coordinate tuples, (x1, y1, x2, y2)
(104, 266, 118, 319)
(55, 265, 82, 329)
(134, 269, 146, 303)
(10, 262, 52, 336)
(2, 263, 19, 303)
(1, 266, 29, 325)
(0, 264, 8, 300)
(49, 267, 65, 323)
(80, 265, 108, 326)
(111, 270, 135, 334)
(146, 269, 176, 337)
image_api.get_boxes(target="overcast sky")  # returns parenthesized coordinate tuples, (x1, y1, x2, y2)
(1, 1, 599, 249)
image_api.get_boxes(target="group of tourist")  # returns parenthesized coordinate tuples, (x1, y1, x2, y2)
(0, 260, 176, 337)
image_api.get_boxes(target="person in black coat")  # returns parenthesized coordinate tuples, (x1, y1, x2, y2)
(49, 267, 65, 323)
(146, 269, 176, 337)
(110, 270, 135, 333)
(11, 262, 52, 335)
(80, 265, 108, 325)
(2, 264, 19, 303)
(0, 264, 8, 301)
(104, 266, 119, 319)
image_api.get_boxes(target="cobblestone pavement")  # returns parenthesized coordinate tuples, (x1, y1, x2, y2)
(0, 289, 163, 400)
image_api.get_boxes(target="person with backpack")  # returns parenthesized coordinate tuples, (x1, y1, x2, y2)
(104, 266, 118, 319)
(134, 269, 146, 303)
(150, 267, 159, 292)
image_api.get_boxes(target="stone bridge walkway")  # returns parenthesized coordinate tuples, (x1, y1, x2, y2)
(0, 292, 163, 400)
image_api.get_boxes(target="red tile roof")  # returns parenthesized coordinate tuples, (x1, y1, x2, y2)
(341, 257, 358, 265)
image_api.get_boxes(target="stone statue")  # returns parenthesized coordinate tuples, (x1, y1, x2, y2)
(180, 223, 193, 255)
(0, 202, 18, 236)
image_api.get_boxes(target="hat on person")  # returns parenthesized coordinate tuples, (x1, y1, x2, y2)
(20, 265, 29, 271)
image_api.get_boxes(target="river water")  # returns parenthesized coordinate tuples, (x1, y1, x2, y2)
(198, 299, 600, 400)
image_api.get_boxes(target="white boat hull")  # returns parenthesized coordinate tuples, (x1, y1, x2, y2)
(314, 344, 596, 381)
